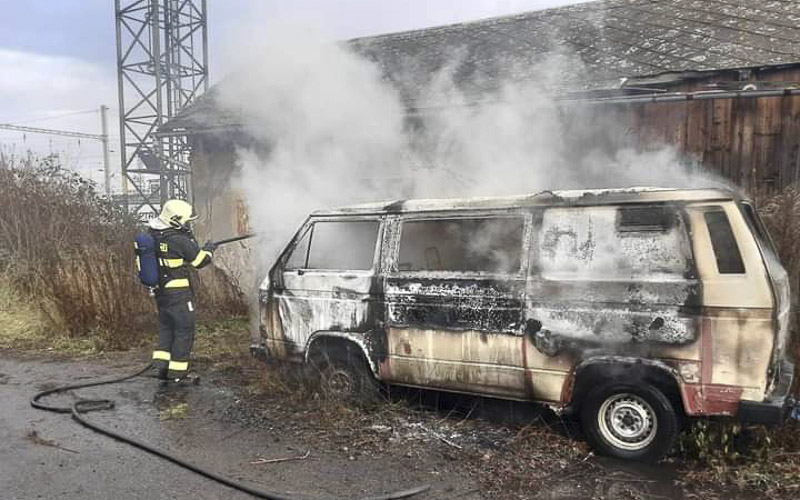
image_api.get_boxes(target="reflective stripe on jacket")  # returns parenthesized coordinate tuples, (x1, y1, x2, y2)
(150, 228, 212, 293)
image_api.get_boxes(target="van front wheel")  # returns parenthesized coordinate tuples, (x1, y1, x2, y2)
(307, 348, 380, 404)
(581, 382, 678, 462)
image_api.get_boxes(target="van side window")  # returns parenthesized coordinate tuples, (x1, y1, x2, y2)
(539, 207, 689, 278)
(704, 210, 745, 274)
(287, 221, 379, 271)
(398, 217, 524, 273)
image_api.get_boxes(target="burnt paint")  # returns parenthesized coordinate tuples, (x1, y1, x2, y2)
(386, 278, 525, 333)
(526, 276, 701, 351)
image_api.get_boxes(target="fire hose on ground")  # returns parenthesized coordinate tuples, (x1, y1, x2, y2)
(30, 364, 430, 500)
(30, 235, 430, 500)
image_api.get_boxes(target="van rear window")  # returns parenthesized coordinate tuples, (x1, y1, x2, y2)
(704, 210, 745, 274)
(618, 206, 673, 232)
(397, 217, 524, 273)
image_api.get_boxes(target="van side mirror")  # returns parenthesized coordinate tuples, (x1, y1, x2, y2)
(524, 318, 542, 335)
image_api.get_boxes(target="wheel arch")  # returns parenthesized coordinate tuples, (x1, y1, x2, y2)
(567, 357, 685, 416)
(304, 331, 378, 376)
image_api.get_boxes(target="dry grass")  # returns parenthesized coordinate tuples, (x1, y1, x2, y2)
(0, 275, 48, 349)
(758, 186, 800, 290)
(0, 274, 106, 354)
(159, 402, 190, 420)
(193, 316, 251, 368)
(0, 154, 152, 348)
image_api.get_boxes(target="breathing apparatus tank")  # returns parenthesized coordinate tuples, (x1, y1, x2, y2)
(134, 232, 160, 288)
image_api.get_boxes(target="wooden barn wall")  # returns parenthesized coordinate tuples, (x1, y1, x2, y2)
(605, 94, 800, 196)
(600, 67, 800, 196)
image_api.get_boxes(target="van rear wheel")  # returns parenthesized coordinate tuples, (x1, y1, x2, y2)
(580, 381, 678, 462)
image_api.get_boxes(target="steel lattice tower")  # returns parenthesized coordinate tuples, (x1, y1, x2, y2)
(115, 0, 208, 212)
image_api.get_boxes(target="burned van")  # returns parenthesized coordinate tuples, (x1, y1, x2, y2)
(255, 188, 794, 461)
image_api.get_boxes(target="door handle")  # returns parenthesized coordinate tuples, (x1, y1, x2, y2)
(297, 269, 305, 276)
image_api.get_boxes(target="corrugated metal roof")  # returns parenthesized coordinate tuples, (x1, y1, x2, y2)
(163, 0, 800, 132)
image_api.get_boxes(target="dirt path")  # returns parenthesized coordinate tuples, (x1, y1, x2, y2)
(0, 352, 706, 500)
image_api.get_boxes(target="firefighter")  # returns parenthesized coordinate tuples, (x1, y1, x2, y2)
(148, 199, 214, 383)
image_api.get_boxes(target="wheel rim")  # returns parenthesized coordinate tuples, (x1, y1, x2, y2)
(325, 367, 355, 396)
(597, 393, 658, 451)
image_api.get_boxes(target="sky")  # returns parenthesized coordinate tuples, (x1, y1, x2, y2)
(0, 0, 588, 192)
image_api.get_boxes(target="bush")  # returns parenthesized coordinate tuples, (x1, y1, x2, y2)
(0, 153, 247, 350)
(195, 265, 249, 318)
(0, 154, 151, 348)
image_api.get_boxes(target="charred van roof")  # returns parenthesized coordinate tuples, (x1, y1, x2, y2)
(313, 187, 742, 216)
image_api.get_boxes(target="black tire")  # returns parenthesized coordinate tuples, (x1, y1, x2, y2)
(580, 381, 679, 462)
(307, 346, 381, 404)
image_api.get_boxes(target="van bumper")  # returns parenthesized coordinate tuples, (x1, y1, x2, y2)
(737, 360, 795, 425)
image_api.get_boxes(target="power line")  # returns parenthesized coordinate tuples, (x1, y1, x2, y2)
(0, 122, 104, 141)
(15, 109, 102, 125)
(0, 106, 112, 196)
(0, 108, 103, 125)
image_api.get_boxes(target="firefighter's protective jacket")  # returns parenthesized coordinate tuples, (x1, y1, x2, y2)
(149, 226, 212, 293)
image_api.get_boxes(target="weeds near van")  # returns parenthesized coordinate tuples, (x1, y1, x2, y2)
(758, 185, 800, 395)
(678, 419, 800, 494)
(759, 186, 800, 289)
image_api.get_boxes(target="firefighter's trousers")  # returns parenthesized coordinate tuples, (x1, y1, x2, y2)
(152, 291, 196, 380)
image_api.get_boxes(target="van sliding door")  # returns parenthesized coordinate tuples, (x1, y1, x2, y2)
(382, 213, 532, 399)
(525, 205, 700, 404)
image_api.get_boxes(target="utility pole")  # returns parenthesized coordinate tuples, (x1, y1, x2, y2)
(100, 105, 111, 197)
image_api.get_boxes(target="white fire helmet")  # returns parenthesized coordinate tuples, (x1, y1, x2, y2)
(158, 199, 198, 229)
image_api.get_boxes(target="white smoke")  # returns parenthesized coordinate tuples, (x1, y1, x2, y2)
(215, 21, 727, 266)
(217, 27, 407, 264)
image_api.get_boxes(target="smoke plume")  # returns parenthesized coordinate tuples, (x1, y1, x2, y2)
(216, 21, 727, 266)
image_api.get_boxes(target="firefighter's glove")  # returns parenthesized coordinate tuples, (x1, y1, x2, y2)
(202, 241, 218, 253)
